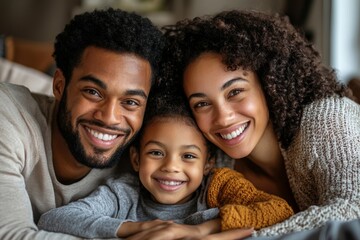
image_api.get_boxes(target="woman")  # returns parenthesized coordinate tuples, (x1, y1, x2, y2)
(162, 10, 360, 236)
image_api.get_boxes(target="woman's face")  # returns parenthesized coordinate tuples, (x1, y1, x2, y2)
(183, 53, 269, 159)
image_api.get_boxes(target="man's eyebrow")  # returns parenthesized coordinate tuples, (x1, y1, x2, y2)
(125, 89, 148, 100)
(79, 75, 148, 100)
(79, 75, 107, 89)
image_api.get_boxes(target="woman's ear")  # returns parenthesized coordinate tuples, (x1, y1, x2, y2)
(53, 69, 66, 101)
(204, 155, 215, 175)
(130, 146, 140, 172)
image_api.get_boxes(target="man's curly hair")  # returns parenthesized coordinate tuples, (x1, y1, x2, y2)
(53, 8, 165, 86)
(162, 10, 348, 149)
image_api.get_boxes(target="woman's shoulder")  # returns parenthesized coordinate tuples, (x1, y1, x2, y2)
(302, 96, 360, 124)
(287, 96, 359, 163)
(304, 96, 359, 114)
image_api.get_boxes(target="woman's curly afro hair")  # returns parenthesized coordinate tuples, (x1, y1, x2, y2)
(162, 10, 348, 149)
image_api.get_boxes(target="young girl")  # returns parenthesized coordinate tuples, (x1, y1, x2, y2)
(37, 86, 293, 239)
(162, 9, 360, 237)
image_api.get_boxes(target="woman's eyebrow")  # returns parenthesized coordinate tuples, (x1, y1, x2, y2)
(221, 77, 247, 91)
(188, 77, 248, 101)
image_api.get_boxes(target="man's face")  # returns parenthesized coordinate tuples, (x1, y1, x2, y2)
(56, 46, 152, 168)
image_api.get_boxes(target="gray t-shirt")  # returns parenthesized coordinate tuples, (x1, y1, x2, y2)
(38, 173, 219, 239)
(0, 83, 123, 240)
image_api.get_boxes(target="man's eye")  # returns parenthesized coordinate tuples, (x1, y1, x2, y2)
(83, 88, 101, 98)
(124, 99, 140, 106)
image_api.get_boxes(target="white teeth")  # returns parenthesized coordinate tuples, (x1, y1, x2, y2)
(220, 123, 248, 140)
(87, 128, 117, 141)
(158, 180, 183, 186)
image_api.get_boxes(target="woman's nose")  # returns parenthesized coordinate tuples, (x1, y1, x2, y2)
(213, 103, 235, 127)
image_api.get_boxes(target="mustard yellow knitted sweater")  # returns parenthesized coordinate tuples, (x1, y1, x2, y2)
(207, 167, 294, 231)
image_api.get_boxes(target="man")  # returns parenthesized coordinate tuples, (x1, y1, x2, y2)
(0, 8, 164, 239)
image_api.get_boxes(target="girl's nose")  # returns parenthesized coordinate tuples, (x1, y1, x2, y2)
(160, 156, 180, 173)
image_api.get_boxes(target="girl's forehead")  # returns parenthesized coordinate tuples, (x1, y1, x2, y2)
(143, 116, 207, 143)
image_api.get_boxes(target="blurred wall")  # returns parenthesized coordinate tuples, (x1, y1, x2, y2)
(184, 0, 285, 18)
(0, 0, 80, 42)
(331, 0, 360, 83)
(2, 0, 358, 85)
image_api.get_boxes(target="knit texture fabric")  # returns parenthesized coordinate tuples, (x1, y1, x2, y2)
(207, 168, 294, 230)
(253, 96, 360, 237)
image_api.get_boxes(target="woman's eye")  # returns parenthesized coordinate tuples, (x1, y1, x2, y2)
(228, 89, 242, 97)
(194, 101, 209, 109)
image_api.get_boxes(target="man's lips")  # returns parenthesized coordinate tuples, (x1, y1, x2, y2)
(86, 127, 118, 141)
(84, 126, 126, 149)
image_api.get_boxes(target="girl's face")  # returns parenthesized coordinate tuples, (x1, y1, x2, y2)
(183, 53, 269, 159)
(131, 117, 213, 205)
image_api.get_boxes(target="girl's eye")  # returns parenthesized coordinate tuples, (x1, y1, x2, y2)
(148, 150, 164, 157)
(183, 154, 196, 160)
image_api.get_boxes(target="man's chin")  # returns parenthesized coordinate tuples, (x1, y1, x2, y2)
(80, 150, 123, 169)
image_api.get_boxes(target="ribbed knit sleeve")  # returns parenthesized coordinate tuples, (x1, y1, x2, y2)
(207, 168, 294, 230)
(254, 97, 360, 237)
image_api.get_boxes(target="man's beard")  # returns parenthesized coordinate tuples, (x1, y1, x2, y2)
(56, 91, 136, 169)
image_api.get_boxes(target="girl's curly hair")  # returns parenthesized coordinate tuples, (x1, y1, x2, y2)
(132, 83, 217, 159)
(161, 10, 348, 149)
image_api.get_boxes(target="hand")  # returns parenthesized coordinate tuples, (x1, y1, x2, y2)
(188, 228, 254, 240)
(125, 222, 201, 240)
(118, 219, 173, 238)
(124, 220, 253, 240)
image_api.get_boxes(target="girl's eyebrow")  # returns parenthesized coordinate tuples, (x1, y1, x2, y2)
(144, 141, 202, 152)
(181, 145, 201, 152)
(144, 140, 165, 148)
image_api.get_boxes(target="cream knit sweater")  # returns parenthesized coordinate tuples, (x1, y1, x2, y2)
(254, 96, 360, 236)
